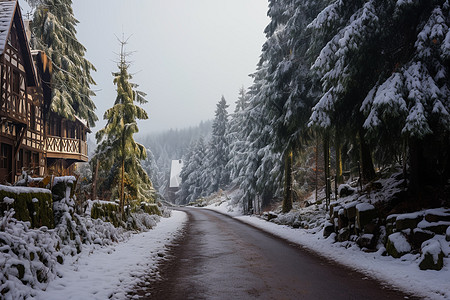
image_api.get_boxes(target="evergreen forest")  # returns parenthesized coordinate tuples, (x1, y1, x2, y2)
(175, 0, 450, 214)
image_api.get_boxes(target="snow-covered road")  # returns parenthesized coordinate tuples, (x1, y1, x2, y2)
(203, 201, 450, 300)
(134, 207, 415, 300)
(32, 211, 187, 300)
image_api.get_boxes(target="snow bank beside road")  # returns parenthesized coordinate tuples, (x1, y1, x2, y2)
(236, 215, 450, 300)
(33, 210, 187, 300)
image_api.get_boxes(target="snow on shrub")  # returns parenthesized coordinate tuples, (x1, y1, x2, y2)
(0, 177, 162, 299)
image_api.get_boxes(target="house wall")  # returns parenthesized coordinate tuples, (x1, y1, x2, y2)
(0, 14, 44, 184)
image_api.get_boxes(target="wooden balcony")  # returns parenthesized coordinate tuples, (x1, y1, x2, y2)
(45, 135, 88, 162)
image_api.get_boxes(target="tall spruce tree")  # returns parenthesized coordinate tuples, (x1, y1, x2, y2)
(178, 138, 207, 204)
(93, 38, 155, 213)
(307, 0, 382, 183)
(226, 86, 250, 182)
(202, 96, 230, 194)
(30, 0, 98, 126)
(360, 1, 450, 192)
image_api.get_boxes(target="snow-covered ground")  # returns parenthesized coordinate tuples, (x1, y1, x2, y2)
(32, 210, 187, 300)
(204, 201, 450, 300)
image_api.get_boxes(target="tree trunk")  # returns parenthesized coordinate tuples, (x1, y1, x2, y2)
(408, 138, 423, 201)
(323, 134, 331, 210)
(282, 150, 293, 213)
(92, 159, 99, 200)
(315, 134, 319, 202)
(358, 128, 376, 183)
(120, 158, 125, 216)
(335, 131, 343, 185)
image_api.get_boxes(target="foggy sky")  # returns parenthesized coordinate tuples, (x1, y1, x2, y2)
(65, 1, 270, 136)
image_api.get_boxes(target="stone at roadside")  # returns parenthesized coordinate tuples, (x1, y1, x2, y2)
(356, 203, 377, 231)
(418, 220, 450, 235)
(338, 227, 351, 242)
(338, 209, 348, 230)
(419, 239, 444, 271)
(265, 212, 278, 221)
(323, 221, 335, 238)
(386, 214, 397, 235)
(446, 226, 450, 242)
(344, 201, 358, 220)
(424, 209, 450, 223)
(395, 212, 423, 231)
(357, 234, 374, 249)
(338, 184, 356, 197)
(386, 232, 411, 258)
(363, 222, 378, 235)
(411, 228, 435, 249)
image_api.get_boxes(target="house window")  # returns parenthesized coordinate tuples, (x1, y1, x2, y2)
(30, 105, 36, 130)
(0, 143, 11, 169)
(16, 149, 23, 172)
(0, 143, 12, 183)
(32, 153, 39, 174)
(12, 70, 20, 94)
(25, 150, 31, 170)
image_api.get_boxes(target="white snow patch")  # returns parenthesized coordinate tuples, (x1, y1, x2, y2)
(0, 184, 51, 194)
(356, 203, 375, 212)
(2, 196, 14, 204)
(34, 210, 187, 300)
(53, 176, 76, 185)
(421, 239, 442, 264)
(388, 232, 412, 253)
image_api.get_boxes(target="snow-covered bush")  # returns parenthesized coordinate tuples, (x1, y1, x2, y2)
(0, 209, 63, 298)
(0, 176, 164, 299)
(0, 185, 53, 229)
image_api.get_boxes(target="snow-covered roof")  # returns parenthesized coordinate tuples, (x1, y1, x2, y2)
(169, 160, 183, 188)
(75, 115, 91, 131)
(0, 0, 37, 86)
(0, 0, 16, 54)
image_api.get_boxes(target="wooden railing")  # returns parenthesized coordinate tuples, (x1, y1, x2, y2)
(46, 135, 88, 158)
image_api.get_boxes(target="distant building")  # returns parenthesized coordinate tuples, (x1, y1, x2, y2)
(167, 159, 182, 202)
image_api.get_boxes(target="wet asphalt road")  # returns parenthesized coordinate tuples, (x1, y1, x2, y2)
(131, 207, 417, 300)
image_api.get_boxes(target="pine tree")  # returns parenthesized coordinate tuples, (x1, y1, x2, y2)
(308, 0, 450, 193)
(360, 1, 450, 190)
(142, 148, 161, 192)
(93, 38, 155, 214)
(236, 65, 283, 214)
(178, 138, 207, 204)
(30, 0, 98, 126)
(202, 96, 230, 194)
(226, 86, 250, 182)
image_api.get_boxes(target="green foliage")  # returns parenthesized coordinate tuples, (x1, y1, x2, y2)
(90, 201, 122, 227)
(31, 0, 98, 127)
(93, 38, 156, 210)
(139, 203, 161, 216)
(0, 187, 54, 228)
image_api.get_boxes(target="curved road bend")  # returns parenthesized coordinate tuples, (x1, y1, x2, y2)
(131, 207, 417, 300)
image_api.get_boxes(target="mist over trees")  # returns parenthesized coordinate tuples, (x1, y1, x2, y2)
(176, 0, 450, 212)
(139, 121, 212, 196)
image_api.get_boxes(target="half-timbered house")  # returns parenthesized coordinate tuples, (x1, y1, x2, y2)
(0, 0, 42, 183)
(0, 0, 90, 184)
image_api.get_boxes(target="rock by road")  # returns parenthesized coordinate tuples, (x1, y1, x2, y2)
(131, 207, 418, 299)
